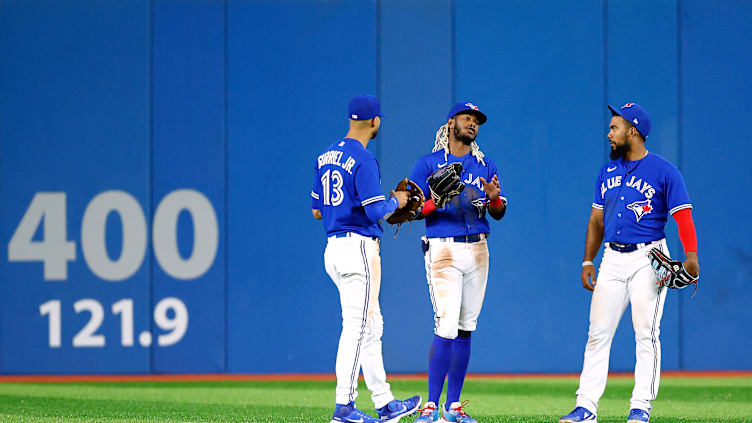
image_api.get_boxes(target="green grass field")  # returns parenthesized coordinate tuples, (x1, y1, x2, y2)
(0, 376, 750, 423)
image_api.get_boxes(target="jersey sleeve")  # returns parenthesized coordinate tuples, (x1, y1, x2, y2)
(592, 167, 605, 209)
(487, 159, 507, 204)
(409, 156, 432, 196)
(664, 166, 692, 215)
(311, 159, 322, 209)
(354, 157, 386, 206)
(364, 197, 399, 223)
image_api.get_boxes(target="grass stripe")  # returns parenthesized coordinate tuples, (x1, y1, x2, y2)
(0, 377, 749, 422)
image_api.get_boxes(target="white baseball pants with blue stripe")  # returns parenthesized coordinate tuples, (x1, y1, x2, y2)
(325, 234, 395, 409)
(424, 237, 489, 339)
(576, 239, 669, 414)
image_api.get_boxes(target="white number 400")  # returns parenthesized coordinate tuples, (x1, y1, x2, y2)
(8, 190, 218, 281)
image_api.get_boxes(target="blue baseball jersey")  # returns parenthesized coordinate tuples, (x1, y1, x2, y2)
(311, 138, 386, 238)
(410, 150, 506, 238)
(592, 152, 692, 244)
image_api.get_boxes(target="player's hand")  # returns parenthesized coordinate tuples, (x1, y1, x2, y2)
(683, 252, 699, 277)
(480, 175, 501, 201)
(581, 265, 596, 291)
(390, 190, 409, 209)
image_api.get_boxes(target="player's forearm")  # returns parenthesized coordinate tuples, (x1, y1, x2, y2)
(420, 199, 437, 217)
(672, 208, 698, 254)
(684, 251, 699, 275)
(583, 216, 604, 262)
(411, 199, 433, 220)
(364, 197, 399, 223)
(488, 197, 506, 220)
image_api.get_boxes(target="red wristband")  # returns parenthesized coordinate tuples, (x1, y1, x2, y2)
(672, 208, 697, 253)
(489, 197, 503, 208)
(422, 199, 437, 215)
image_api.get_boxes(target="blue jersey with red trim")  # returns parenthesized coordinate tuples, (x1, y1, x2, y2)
(592, 152, 691, 244)
(410, 149, 506, 238)
(311, 138, 386, 238)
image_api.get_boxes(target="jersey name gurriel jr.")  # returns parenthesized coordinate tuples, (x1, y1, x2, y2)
(312, 138, 387, 238)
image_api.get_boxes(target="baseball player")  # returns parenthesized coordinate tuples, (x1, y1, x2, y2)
(559, 103, 700, 423)
(312, 94, 421, 423)
(409, 102, 507, 423)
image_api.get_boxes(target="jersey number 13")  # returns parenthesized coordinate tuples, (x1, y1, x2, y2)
(321, 169, 344, 206)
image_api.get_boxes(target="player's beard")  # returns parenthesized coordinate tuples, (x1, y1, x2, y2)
(610, 141, 629, 160)
(454, 125, 476, 146)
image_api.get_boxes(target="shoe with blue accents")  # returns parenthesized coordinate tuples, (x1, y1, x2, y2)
(559, 406, 597, 423)
(331, 402, 381, 423)
(441, 401, 477, 423)
(627, 408, 650, 423)
(413, 401, 439, 422)
(377, 396, 422, 422)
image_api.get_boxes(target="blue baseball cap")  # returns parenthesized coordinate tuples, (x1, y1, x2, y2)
(447, 101, 487, 125)
(348, 94, 386, 120)
(608, 102, 651, 139)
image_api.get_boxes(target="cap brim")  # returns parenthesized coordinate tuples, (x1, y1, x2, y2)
(453, 110, 487, 125)
(608, 105, 648, 139)
(608, 105, 623, 118)
(472, 110, 487, 125)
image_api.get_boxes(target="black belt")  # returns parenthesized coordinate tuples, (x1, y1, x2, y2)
(607, 240, 654, 253)
(437, 233, 488, 243)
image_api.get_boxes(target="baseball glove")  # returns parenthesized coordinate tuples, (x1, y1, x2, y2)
(386, 178, 425, 225)
(428, 162, 465, 209)
(647, 247, 699, 295)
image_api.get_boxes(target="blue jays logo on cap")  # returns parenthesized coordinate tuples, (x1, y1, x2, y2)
(447, 101, 487, 125)
(608, 102, 652, 139)
(348, 94, 386, 121)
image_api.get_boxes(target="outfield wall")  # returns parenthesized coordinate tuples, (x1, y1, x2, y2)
(1, 0, 750, 374)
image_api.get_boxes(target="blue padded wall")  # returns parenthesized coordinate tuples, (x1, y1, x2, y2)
(0, 0, 750, 374)
(225, 0, 378, 373)
(151, 0, 226, 373)
(679, 0, 752, 370)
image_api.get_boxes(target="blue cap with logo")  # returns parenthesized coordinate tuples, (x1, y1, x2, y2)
(608, 102, 651, 139)
(447, 101, 487, 125)
(348, 94, 386, 121)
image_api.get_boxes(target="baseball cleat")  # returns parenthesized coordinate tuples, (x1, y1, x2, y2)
(627, 408, 650, 422)
(331, 402, 382, 423)
(413, 401, 439, 422)
(441, 401, 477, 423)
(559, 406, 597, 423)
(377, 395, 422, 423)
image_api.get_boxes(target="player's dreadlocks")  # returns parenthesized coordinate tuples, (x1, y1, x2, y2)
(432, 123, 485, 165)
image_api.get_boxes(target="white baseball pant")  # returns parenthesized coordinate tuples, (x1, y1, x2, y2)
(423, 236, 489, 339)
(576, 239, 669, 413)
(324, 233, 395, 409)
